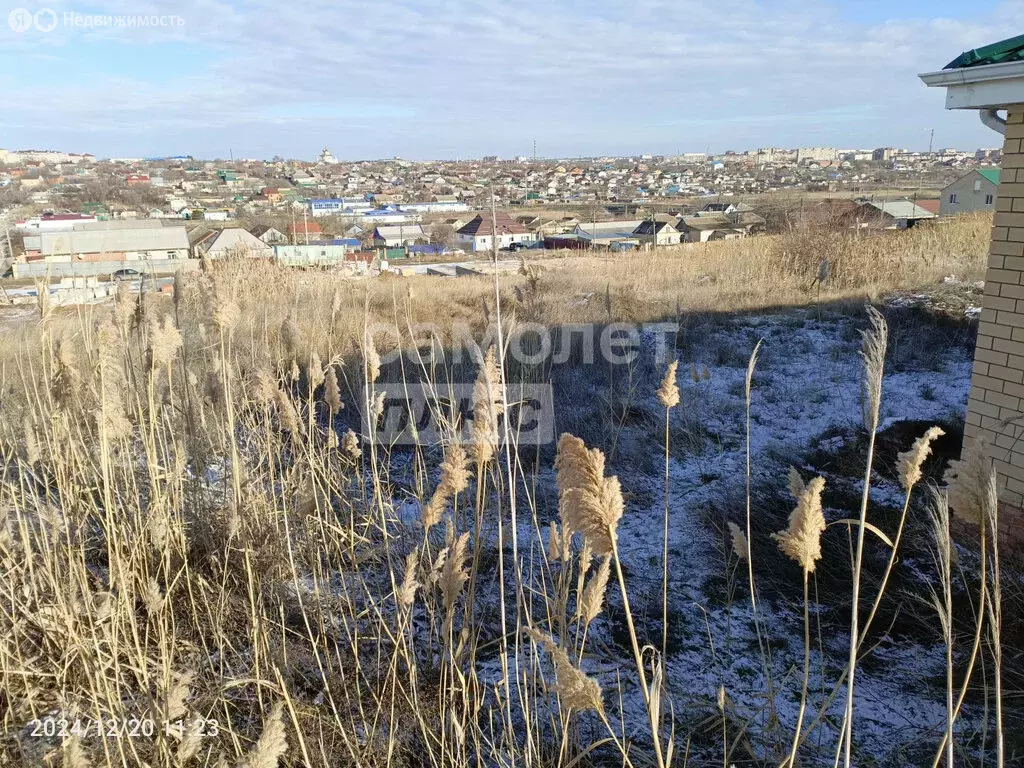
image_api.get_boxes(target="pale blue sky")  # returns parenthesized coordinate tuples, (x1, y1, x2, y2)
(0, 0, 1021, 160)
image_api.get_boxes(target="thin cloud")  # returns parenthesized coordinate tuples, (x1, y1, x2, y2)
(0, 0, 1019, 157)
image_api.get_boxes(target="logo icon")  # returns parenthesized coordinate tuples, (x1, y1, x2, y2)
(8, 7, 33, 32)
(33, 7, 56, 32)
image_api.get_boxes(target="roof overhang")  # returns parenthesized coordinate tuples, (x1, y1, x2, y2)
(919, 60, 1024, 110)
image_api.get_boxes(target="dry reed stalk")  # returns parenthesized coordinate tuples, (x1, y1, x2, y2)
(986, 497, 1004, 768)
(658, 359, 679, 659)
(930, 439, 997, 766)
(555, 433, 665, 768)
(363, 329, 381, 384)
(773, 476, 826, 768)
(742, 340, 777, 747)
(928, 491, 955, 768)
(839, 307, 887, 768)
(856, 426, 945, 663)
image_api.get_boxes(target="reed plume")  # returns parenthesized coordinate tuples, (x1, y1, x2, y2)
(248, 364, 278, 407)
(306, 351, 325, 392)
(528, 630, 604, 713)
(63, 736, 90, 768)
(397, 551, 420, 610)
(943, 437, 997, 526)
(213, 297, 240, 334)
(470, 346, 504, 465)
(727, 521, 749, 561)
(275, 389, 300, 435)
(423, 443, 469, 532)
(440, 531, 471, 611)
(239, 702, 287, 768)
(577, 555, 611, 627)
(657, 359, 680, 408)
(772, 476, 826, 573)
(113, 282, 136, 334)
(787, 466, 805, 498)
(341, 429, 361, 460)
(896, 426, 944, 492)
(554, 434, 623, 557)
(281, 314, 300, 359)
(147, 315, 183, 370)
(323, 364, 343, 412)
(364, 329, 381, 383)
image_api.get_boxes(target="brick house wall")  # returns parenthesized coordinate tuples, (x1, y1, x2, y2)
(964, 105, 1024, 542)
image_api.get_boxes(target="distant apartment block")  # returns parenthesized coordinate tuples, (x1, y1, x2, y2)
(796, 147, 838, 163)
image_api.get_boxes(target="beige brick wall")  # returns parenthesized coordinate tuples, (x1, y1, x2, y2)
(964, 105, 1024, 521)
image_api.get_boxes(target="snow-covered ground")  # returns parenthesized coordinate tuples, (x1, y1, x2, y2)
(586, 305, 974, 764)
(389, 301, 979, 764)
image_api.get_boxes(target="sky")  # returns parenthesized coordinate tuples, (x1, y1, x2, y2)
(0, 0, 1022, 161)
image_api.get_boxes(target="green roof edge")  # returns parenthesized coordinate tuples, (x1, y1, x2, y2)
(978, 168, 1000, 185)
(944, 33, 1024, 70)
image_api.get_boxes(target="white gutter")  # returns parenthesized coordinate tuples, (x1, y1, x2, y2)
(919, 60, 1024, 112)
(919, 59, 1024, 88)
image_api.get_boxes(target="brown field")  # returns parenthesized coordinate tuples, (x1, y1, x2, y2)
(0, 212, 1012, 767)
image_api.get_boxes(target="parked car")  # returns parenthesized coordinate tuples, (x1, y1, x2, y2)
(112, 268, 141, 280)
(507, 242, 530, 252)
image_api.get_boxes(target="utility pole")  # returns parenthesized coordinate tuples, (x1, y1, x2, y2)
(490, 186, 498, 264)
(912, 128, 935, 221)
(2, 212, 11, 261)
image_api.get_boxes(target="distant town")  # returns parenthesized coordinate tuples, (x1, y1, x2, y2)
(0, 143, 1002, 286)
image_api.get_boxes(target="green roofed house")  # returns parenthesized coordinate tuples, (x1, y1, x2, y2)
(940, 168, 1000, 216)
(921, 34, 1024, 542)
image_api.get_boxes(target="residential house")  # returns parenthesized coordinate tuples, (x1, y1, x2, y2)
(859, 199, 936, 228)
(573, 220, 643, 248)
(940, 168, 999, 215)
(700, 201, 755, 215)
(23, 223, 189, 263)
(678, 214, 744, 243)
(273, 243, 348, 266)
(919, 32, 1024, 538)
(457, 213, 537, 252)
(249, 224, 288, 245)
(309, 198, 372, 217)
(372, 224, 427, 248)
(193, 228, 273, 258)
(633, 218, 682, 246)
(289, 219, 323, 242)
(261, 187, 284, 204)
(15, 213, 96, 233)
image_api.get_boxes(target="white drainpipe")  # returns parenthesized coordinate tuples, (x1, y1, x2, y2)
(981, 108, 1007, 135)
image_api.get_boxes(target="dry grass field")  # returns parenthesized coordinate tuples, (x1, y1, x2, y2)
(0, 212, 1015, 767)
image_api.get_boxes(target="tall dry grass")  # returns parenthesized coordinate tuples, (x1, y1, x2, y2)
(0, 212, 1007, 767)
